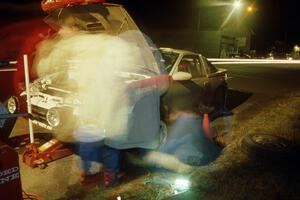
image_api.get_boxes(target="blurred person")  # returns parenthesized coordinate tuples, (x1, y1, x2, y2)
(98, 31, 169, 187)
(158, 111, 222, 167)
(73, 124, 104, 188)
(72, 31, 168, 187)
(137, 111, 222, 175)
(31, 2, 170, 188)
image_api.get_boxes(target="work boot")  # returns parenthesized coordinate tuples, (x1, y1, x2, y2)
(80, 172, 101, 191)
(103, 171, 119, 187)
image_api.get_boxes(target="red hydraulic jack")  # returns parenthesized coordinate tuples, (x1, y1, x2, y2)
(23, 139, 73, 169)
(22, 54, 72, 169)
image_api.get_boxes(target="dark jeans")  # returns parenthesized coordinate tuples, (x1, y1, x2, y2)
(77, 142, 121, 173)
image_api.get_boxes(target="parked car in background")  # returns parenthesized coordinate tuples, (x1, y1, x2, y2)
(159, 48, 228, 118)
(265, 52, 291, 60)
(229, 52, 251, 59)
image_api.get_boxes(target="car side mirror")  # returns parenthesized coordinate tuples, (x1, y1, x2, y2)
(172, 71, 192, 81)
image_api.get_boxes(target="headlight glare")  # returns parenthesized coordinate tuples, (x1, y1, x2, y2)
(46, 108, 60, 127)
(7, 97, 17, 114)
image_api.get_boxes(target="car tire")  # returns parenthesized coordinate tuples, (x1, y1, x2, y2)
(241, 134, 296, 163)
(0, 97, 19, 140)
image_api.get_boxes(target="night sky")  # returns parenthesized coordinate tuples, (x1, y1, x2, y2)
(0, 0, 299, 54)
(114, 0, 300, 53)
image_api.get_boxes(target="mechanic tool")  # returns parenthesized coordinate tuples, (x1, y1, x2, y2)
(22, 55, 73, 169)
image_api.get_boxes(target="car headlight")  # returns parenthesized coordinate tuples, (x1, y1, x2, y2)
(46, 108, 60, 127)
(7, 97, 18, 114)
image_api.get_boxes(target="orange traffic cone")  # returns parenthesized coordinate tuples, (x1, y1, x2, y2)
(202, 113, 211, 139)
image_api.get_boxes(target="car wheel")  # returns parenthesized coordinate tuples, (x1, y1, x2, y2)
(241, 134, 296, 163)
(0, 96, 19, 140)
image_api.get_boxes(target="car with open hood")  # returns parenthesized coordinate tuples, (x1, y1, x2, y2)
(20, 2, 169, 142)
(19, 2, 227, 141)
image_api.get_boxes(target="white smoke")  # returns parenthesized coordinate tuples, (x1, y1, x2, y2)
(32, 26, 161, 140)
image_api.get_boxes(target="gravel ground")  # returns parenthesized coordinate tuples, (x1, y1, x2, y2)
(189, 90, 300, 200)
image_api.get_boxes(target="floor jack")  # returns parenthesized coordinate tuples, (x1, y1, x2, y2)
(1, 114, 73, 170)
(22, 138, 73, 169)
(21, 54, 73, 169)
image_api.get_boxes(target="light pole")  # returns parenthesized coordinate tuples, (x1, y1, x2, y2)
(220, 0, 242, 29)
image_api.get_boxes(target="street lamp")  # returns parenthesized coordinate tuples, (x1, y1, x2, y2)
(221, 0, 242, 29)
(247, 6, 253, 12)
(233, 1, 241, 9)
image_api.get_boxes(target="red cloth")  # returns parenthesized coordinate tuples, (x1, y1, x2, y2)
(0, 18, 54, 106)
(0, 19, 54, 95)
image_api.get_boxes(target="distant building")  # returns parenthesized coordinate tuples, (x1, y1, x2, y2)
(147, 2, 253, 58)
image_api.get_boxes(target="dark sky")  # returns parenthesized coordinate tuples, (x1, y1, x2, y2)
(0, 0, 299, 53)
(250, 0, 299, 52)
(115, 0, 300, 53)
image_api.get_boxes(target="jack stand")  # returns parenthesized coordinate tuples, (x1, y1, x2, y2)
(22, 139, 73, 169)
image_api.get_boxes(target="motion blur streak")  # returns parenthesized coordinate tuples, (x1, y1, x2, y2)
(208, 58, 300, 65)
(32, 26, 161, 139)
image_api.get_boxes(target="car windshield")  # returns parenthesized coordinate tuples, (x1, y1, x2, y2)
(160, 50, 179, 73)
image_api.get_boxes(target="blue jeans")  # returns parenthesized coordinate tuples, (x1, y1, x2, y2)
(77, 142, 121, 173)
(101, 145, 121, 173)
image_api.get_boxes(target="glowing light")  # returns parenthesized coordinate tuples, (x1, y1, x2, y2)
(247, 6, 253, 12)
(233, 1, 241, 9)
(221, 0, 242, 29)
(117, 196, 122, 200)
(174, 178, 190, 191)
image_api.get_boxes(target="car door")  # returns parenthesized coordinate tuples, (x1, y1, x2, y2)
(200, 55, 225, 89)
(200, 55, 227, 102)
(182, 55, 211, 106)
(162, 54, 210, 116)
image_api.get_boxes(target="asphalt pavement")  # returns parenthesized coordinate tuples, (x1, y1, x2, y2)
(217, 63, 300, 94)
